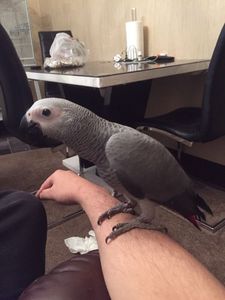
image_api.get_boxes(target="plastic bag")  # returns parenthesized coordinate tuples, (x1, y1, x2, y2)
(44, 32, 88, 69)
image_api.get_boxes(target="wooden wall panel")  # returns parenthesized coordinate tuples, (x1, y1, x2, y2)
(28, 0, 225, 62)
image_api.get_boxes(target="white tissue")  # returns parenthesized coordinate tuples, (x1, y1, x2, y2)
(64, 230, 98, 255)
(125, 20, 144, 59)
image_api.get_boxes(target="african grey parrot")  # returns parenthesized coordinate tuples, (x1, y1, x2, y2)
(21, 98, 212, 242)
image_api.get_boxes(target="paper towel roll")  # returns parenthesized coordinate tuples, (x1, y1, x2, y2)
(125, 20, 144, 60)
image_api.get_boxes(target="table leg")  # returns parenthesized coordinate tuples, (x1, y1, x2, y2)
(33, 80, 42, 99)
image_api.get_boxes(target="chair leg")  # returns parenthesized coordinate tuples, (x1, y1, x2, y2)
(48, 209, 84, 229)
(78, 156, 85, 176)
(177, 142, 183, 161)
(196, 218, 225, 233)
(65, 146, 70, 158)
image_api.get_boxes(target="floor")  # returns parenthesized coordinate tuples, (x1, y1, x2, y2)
(1, 126, 225, 284)
(0, 124, 32, 155)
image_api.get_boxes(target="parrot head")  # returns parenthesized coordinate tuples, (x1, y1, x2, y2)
(20, 97, 76, 147)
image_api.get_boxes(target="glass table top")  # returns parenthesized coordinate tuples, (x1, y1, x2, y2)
(26, 59, 209, 88)
(27, 59, 209, 78)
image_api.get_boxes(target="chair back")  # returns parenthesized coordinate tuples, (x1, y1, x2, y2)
(0, 23, 33, 138)
(201, 24, 225, 141)
(38, 30, 72, 97)
(38, 30, 105, 117)
(38, 30, 72, 61)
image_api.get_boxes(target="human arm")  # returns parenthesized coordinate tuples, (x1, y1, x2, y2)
(37, 170, 225, 300)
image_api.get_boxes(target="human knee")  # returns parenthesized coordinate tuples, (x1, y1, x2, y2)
(0, 190, 47, 244)
(0, 190, 47, 222)
(15, 191, 46, 218)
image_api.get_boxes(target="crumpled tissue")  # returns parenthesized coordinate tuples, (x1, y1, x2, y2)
(64, 230, 98, 255)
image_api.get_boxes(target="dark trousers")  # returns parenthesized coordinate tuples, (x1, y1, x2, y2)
(0, 190, 47, 300)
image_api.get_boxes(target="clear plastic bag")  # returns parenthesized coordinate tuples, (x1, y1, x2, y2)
(44, 32, 88, 69)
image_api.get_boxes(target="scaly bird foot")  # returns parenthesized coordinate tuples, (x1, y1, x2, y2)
(97, 201, 136, 225)
(106, 216, 167, 243)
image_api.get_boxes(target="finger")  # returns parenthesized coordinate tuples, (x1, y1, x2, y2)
(36, 177, 54, 198)
(38, 187, 54, 200)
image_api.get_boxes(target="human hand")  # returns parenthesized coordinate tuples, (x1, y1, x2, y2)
(36, 169, 86, 205)
(36, 169, 109, 206)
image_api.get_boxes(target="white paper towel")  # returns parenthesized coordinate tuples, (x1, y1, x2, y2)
(64, 230, 98, 255)
(125, 20, 144, 59)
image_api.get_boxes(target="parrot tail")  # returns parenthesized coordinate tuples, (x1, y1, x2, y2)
(186, 215, 200, 229)
(186, 194, 213, 229)
(164, 193, 213, 229)
(195, 194, 213, 215)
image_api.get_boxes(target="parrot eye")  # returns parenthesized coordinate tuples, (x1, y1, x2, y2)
(42, 108, 51, 117)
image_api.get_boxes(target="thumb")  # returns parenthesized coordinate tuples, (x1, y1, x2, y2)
(38, 187, 54, 200)
(36, 177, 54, 199)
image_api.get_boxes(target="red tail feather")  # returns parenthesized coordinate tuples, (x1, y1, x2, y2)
(187, 215, 200, 229)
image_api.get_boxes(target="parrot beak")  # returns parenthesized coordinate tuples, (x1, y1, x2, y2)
(19, 115, 61, 148)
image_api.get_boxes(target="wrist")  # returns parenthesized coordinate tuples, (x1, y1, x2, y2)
(70, 175, 113, 206)
(78, 181, 117, 211)
(77, 181, 134, 233)
(70, 175, 134, 234)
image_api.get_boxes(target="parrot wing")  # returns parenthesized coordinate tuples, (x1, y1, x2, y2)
(105, 130, 191, 204)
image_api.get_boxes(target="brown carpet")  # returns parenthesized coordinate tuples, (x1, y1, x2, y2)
(0, 147, 65, 192)
(155, 205, 225, 284)
(1, 147, 225, 285)
(46, 214, 92, 272)
(0, 147, 83, 224)
(153, 181, 225, 284)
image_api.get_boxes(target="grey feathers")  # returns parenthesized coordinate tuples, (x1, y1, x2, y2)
(105, 131, 191, 203)
(23, 98, 212, 227)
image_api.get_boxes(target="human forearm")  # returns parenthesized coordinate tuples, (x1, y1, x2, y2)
(74, 179, 133, 235)
(78, 187, 225, 300)
(37, 170, 225, 300)
(68, 177, 225, 300)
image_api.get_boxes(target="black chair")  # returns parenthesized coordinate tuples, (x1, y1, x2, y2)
(135, 25, 225, 233)
(38, 30, 153, 126)
(0, 23, 33, 141)
(38, 30, 72, 98)
(0, 23, 59, 148)
(105, 80, 152, 127)
(38, 30, 104, 115)
(38, 30, 113, 172)
(136, 24, 225, 161)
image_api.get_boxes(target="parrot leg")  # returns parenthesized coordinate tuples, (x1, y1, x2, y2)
(105, 216, 167, 243)
(97, 200, 136, 225)
(111, 190, 123, 198)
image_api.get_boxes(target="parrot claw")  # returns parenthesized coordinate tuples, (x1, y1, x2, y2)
(105, 217, 168, 243)
(111, 190, 123, 198)
(112, 223, 125, 231)
(97, 201, 136, 225)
